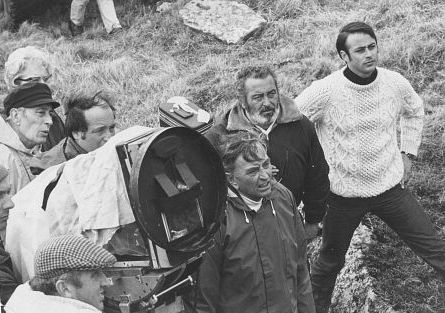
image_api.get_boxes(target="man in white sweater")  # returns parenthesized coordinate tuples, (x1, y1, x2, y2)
(295, 21, 445, 313)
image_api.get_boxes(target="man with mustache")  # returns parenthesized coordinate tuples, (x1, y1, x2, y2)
(295, 21, 445, 313)
(0, 82, 59, 241)
(206, 66, 329, 236)
(196, 131, 315, 313)
(5, 235, 116, 313)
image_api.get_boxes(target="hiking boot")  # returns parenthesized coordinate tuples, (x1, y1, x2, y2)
(69, 20, 83, 36)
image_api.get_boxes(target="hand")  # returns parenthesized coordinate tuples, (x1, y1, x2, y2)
(304, 222, 321, 240)
(401, 153, 413, 189)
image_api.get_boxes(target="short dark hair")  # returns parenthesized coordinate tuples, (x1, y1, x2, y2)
(29, 271, 83, 296)
(64, 91, 115, 138)
(336, 22, 377, 57)
(235, 65, 279, 105)
(222, 131, 268, 175)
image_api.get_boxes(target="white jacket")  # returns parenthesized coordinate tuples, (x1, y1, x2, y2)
(0, 117, 38, 196)
(0, 117, 39, 242)
(5, 283, 101, 313)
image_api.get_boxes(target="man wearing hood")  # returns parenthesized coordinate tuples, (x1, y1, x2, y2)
(197, 131, 315, 313)
(0, 82, 59, 240)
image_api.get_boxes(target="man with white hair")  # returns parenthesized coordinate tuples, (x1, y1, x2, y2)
(5, 235, 116, 313)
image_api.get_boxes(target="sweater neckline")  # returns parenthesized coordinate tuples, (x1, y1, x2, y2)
(340, 67, 381, 90)
(343, 67, 377, 85)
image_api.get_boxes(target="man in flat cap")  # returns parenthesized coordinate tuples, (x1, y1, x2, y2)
(5, 235, 116, 313)
(0, 82, 59, 241)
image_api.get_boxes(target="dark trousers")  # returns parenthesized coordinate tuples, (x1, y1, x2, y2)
(311, 184, 445, 313)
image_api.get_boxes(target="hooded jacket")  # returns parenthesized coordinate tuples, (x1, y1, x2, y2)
(205, 96, 330, 224)
(196, 182, 315, 313)
(0, 118, 37, 196)
(0, 117, 39, 243)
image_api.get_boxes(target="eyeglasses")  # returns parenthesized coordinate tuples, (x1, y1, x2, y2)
(14, 74, 52, 84)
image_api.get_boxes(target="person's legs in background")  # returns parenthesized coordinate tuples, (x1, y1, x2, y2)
(70, 0, 89, 35)
(96, 0, 122, 34)
(70, 0, 122, 35)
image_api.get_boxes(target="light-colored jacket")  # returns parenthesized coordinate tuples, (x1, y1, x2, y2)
(5, 282, 101, 313)
(0, 117, 37, 196)
(0, 117, 38, 242)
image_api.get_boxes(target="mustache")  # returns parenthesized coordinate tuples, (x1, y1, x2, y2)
(260, 106, 276, 113)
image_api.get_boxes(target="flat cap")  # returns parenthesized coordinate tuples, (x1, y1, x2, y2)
(34, 235, 116, 279)
(3, 82, 59, 116)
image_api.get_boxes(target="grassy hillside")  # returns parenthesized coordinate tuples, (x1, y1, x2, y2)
(1, 0, 444, 312)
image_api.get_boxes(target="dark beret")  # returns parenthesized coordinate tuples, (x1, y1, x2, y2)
(3, 82, 59, 116)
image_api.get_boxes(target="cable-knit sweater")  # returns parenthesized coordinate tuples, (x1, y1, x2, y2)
(295, 67, 424, 198)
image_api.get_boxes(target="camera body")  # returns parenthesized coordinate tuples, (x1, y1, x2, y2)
(105, 127, 226, 313)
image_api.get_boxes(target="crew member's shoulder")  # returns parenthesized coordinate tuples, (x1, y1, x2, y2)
(378, 67, 416, 92)
(271, 181, 294, 203)
(378, 67, 410, 83)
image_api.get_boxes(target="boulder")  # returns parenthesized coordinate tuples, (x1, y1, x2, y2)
(179, 0, 266, 44)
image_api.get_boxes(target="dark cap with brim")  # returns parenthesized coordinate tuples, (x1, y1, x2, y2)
(3, 82, 59, 116)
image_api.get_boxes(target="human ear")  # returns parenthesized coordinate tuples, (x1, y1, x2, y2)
(226, 172, 239, 190)
(55, 279, 74, 298)
(339, 50, 349, 63)
(8, 109, 21, 126)
(72, 131, 86, 141)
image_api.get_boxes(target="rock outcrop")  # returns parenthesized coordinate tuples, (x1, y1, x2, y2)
(179, 0, 266, 44)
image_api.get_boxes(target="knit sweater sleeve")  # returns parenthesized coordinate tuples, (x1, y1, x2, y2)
(294, 79, 331, 123)
(393, 73, 424, 155)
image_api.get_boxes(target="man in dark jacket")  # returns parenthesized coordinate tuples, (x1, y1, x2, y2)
(205, 65, 330, 240)
(197, 131, 315, 313)
(0, 166, 20, 307)
(30, 92, 116, 174)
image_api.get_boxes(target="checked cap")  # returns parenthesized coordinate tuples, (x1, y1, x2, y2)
(34, 235, 116, 279)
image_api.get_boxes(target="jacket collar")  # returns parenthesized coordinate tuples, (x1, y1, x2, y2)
(224, 95, 303, 132)
(0, 116, 38, 155)
(64, 136, 88, 160)
(228, 180, 280, 213)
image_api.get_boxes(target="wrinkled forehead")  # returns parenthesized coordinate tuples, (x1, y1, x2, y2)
(245, 75, 277, 93)
(235, 143, 269, 169)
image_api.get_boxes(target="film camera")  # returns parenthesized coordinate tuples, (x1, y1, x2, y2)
(103, 127, 226, 313)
